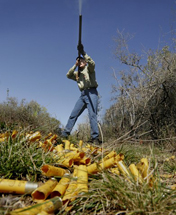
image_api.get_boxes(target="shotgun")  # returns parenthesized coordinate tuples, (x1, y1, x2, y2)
(77, 15, 82, 77)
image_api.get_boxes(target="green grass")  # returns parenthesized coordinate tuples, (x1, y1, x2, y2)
(0, 130, 176, 215)
(67, 171, 176, 215)
(0, 131, 55, 181)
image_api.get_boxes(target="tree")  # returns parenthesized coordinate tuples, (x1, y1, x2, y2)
(103, 29, 176, 140)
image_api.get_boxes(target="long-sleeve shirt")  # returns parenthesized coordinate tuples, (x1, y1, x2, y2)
(66, 53, 98, 91)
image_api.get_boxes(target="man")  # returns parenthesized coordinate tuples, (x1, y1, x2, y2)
(61, 44, 100, 145)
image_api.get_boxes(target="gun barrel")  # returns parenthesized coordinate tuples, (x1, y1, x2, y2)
(78, 15, 82, 46)
(78, 15, 82, 73)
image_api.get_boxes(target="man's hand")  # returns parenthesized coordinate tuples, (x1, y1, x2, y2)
(75, 59, 79, 67)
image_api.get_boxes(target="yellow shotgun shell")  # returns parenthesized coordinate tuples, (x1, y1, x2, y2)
(44, 132, 52, 140)
(103, 151, 117, 161)
(55, 144, 63, 153)
(58, 158, 74, 168)
(73, 166, 78, 177)
(49, 134, 58, 142)
(28, 131, 41, 142)
(11, 130, 18, 139)
(32, 179, 58, 202)
(41, 164, 69, 177)
(63, 140, 70, 150)
(62, 179, 78, 203)
(77, 157, 91, 165)
(99, 157, 116, 170)
(116, 160, 130, 176)
(65, 151, 85, 162)
(10, 196, 62, 215)
(50, 176, 71, 198)
(87, 163, 99, 174)
(129, 164, 143, 184)
(115, 153, 124, 162)
(136, 158, 149, 179)
(76, 165, 88, 193)
(70, 144, 78, 151)
(0, 179, 38, 194)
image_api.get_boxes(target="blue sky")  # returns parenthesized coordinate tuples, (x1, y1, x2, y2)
(0, 0, 175, 129)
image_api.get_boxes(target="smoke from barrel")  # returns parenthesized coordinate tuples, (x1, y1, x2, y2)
(79, 0, 82, 15)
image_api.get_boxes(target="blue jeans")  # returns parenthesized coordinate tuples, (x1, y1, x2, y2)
(62, 87, 99, 139)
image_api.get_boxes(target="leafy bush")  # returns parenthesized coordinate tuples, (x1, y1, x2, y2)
(0, 97, 61, 135)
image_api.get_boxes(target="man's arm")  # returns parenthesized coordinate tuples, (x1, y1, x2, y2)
(66, 65, 77, 81)
(84, 53, 95, 72)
